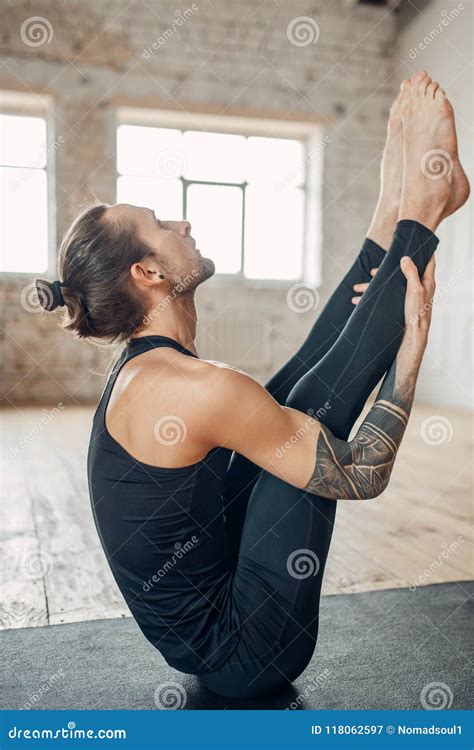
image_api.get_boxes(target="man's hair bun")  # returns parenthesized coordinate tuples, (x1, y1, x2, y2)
(34, 279, 64, 312)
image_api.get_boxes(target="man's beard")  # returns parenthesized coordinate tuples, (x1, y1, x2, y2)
(171, 255, 215, 295)
(199, 255, 215, 281)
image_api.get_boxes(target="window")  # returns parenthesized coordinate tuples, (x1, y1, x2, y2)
(117, 113, 323, 282)
(0, 111, 50, 274)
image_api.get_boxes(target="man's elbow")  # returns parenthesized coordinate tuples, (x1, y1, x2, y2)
(362, 469, 391, 500)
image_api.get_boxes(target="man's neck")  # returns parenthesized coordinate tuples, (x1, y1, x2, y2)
(133, 291, 198, 355)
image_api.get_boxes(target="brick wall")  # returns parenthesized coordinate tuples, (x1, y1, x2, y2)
(0, 0, 399, 404)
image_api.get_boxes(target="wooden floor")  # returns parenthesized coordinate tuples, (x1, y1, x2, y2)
(1, 402, 472, 630)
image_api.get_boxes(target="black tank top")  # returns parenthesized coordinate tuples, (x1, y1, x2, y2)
(87, 335, 239, 674)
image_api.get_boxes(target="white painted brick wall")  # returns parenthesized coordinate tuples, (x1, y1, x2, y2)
(0, 0, 399, 404)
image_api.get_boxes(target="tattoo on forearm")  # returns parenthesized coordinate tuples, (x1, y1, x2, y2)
(305, 355, 419, 500)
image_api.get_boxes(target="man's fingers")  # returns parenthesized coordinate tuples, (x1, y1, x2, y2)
(352, 282, 370, 293)
(351, 296, 361, 305)
(400, 256, 422, 289)
(352, 268, 378, 298)
(421, 256, 436, 295)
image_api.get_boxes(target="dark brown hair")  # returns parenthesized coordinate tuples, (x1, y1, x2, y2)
(35, 203, 156, 342)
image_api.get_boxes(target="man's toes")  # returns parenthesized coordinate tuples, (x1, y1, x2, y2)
(428, 81, 440, 98)
(400, 78, 411, 91)
(411, 70, 427, 83)
(435, 86, 446, 100)
(418, 75, 432, 95)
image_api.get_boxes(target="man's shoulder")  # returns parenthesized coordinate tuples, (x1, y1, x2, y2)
(133, 347, 247, 391)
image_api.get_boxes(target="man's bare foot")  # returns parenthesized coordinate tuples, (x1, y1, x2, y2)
(366, 80, 407, 250)
(381, 82, 407, 204)
(399, 71, 470, 232)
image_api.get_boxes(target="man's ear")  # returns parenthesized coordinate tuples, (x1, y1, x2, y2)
(130, 257, 166, 285)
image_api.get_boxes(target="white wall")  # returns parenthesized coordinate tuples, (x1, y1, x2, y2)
(397, 0, 473, 408)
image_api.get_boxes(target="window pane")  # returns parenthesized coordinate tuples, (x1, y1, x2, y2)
(117, 175, 183, 219)
(244, 186, 304, 280)
(0, 167, 48, 273)
(117, 125, 184, 178)
(246, 136, 305, 189)
(0, 115, 47, 169)
(183, 131, 247, 183)
(186, 184, 242, 274)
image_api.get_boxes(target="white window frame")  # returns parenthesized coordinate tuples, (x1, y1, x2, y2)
(116, 107, 324, 288)
(0, 90, 56, 278)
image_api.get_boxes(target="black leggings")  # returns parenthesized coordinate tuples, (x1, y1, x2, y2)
(200, 220, 438, 698)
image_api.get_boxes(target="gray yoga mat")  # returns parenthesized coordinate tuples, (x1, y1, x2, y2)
(1, 581, 472, 710)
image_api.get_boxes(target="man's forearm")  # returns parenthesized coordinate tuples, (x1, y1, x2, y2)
(304, 343, 423, 500)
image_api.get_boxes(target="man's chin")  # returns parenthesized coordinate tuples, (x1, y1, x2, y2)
(176, 257, 215, 293)
(201, 256, 215, 279)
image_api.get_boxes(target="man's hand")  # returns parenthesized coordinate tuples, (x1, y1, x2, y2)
(400, 254, 436, 354)
(304, 256, 437, 501)
(352, 267, 378, 305)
